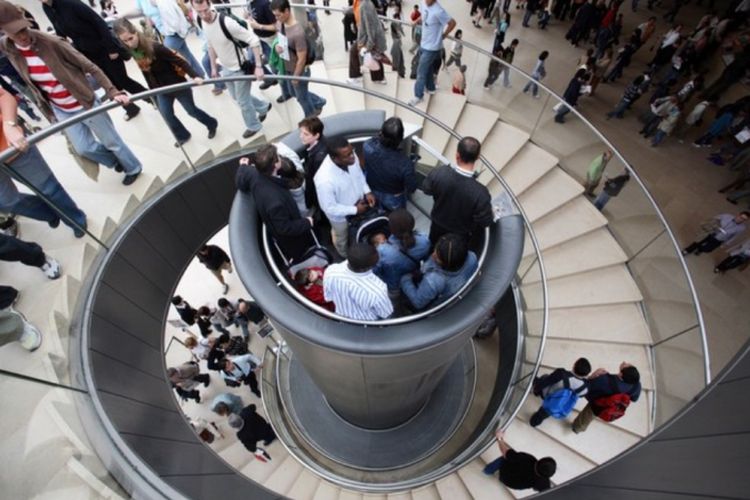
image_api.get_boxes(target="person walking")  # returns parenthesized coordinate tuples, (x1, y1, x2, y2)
(683, 212, 749, 256)
(485, 39, 518, 89)
(554, 68, 588, 123)
(0, 7, 144, 186)
(346, 0, 388, 86)
(0, 284, 42, 351)
(594, 171, 630, 210)
(409, 0, 456, 106)
(444, 29, 463, 69)
(168, 361, 210, 403)
(197, 244, 233, 293)
(221, 352, 262, 397)
(113, 19, 218, 148)
(228, 404, 276, 459)
(390, 9, 406, 78)
(0, 233, 61, 280)
(714, 240, 750, 274)
(522, 50, 548, 98)
(482, 430, 556, 492)
(152, 0, 205, 77)
(191, 0, 269, 139)
(572, 362, 641, 434)
(606, 74, 645, 119)
(530, 357, 591, 427)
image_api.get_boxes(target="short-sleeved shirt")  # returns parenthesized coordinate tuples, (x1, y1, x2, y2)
(282, 22, 307, 74)
(499, 450, 551, 492)
(420, 1, 451, 51)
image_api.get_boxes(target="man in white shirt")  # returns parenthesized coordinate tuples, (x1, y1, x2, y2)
(154, 0, 205, 76)
(323, 243, 393, 321)
(190, 0, 270, 138)
(313, 136, 376, 257)
(409, 0, 455, 106)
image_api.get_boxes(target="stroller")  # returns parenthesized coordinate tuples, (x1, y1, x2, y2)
(347, 207, 390, 245)
(271, 228, 333, 278)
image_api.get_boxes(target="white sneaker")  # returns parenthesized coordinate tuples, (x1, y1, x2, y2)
(427, 87, 437, 95)
(346, 77, 363, 85)
(20, 320, 42, 351)
(41, 256, 61, 280)
(373, 79, 388, 85)
(408, 96, 424, 106)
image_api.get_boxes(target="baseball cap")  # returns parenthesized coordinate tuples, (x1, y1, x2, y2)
(0, 1, 31, 35)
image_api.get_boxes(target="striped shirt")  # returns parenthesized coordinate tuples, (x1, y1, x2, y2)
(16, 44, 83, 112)
(323, 262, 393, 321)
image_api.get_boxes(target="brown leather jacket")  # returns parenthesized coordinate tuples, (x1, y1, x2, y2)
(0, 29, 123, 121)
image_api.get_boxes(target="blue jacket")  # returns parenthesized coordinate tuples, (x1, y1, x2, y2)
(210, 393, 243, 415)
(373, 233, 431, 290)
(400, 252, 478, 310)
(363, 138, 418, 195)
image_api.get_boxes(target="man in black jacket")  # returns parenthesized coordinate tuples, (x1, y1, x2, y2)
(228, 404, 276, 458)
(298, 116, 328, 216)
(421, 136, 493, 250)
(236, 144, 315, 264)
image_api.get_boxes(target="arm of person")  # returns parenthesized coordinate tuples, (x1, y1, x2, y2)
(315, 179, 358, 219)
(443, 18, 457, 39)
(420, 169, 436, 196)
(226, 15, 264, 80)
(400, 272, 441, 310)
(473, 193, 495, 229)
(373, 292, 394, 319)
(403, 156, 419, 193)
(267, 203, 313, 237)
(156, 44, 197, 78)
(0, 88, 26, 152)
(53, 34, 125, 102)
(495, 430, 512, 457)
(534, 368, 567, 392)
(208, 45, 220, 78)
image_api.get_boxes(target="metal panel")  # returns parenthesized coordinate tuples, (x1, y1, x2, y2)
(121, 434, 236, 476)
(114, 229, 180, 295)
(89, 314, 164, 378)
(164, 474, 281, 500)
(155, 188, 210, 251)
(133, 208, 192, 265)
(91, 283, 163, 348)
(100, 253, 169, 321)
(98, 392, 193, 443)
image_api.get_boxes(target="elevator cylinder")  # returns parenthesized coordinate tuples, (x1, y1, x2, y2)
(230, 193, 524, 429)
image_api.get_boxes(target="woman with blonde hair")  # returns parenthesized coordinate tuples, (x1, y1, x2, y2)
(112, 19, 218, 147)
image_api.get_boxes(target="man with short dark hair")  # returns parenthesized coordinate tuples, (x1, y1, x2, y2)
(270, 0, 327, 118)
(483, 430, 556, 492)
(422, 136, 493, 247)
(683, 211, 750, 257)
(572, 361, 642, 433)
(314, 137, 375, 257)
(409, 0, 455, 106)
(323, 242, 392, 320)
(221, 352, 262, 398)
(530, 357, 591, 427)
(298, 116, 328, 213)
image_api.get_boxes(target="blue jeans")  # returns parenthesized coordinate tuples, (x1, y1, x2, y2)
(555, 104, 572, 122)
(651, 129, 667, 146)
(53, 102, 142, 175)
(281, 79, 294, 100)
(0, 146, 86, 230)
(373, 190, 406, 211)
(483, 457, 505, 475)
(220, 67, 270, 133)
(201, 51, 226, 90)
(164, 34, 205, 77)
(414, 49, 441, 99)
(607, 98, 630, 118)
(523, 77, 540, 97)
(594, 191, 610, 210)
(522, 9, 534, 26)
(156, 89, 218, 142)
(291, 68, 326, 117)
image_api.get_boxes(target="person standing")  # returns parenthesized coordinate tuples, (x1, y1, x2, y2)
(221, 352, 262, 397)
(594, 172, 630, 210)
(714, 240, 750, 274)
(572, 362, 641, 433)
(298, 116, 328, 216)
(247, 0, 281, 92)
(270, 0, 327, 118)
(683, 212, 749, 257)
(168, 361, 210, 403)
(522, 50, 548, 98)
(363, 117, 417, 211)
(482, 430, 556, 492)
(39, 0, 147, 121)
(372, 209, 431, 294)
(554, 68, 588, 124)
(113, 19, 218, 148)
(0, 7, 143, 186)
(0, 87, 87, 237)
(346, 0, 388, 85)
(211, 392, 244, 416)
(409, 0, 456, 106)
(422, 136, 493, 249)
(583, 150, 613, 196)
(314, 136, 375, 257)
(197, 244, 233, 294)
(390, 8, 406, 78)
(191, 0, 269, 139)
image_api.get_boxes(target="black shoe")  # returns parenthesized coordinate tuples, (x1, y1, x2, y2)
(122, 170, 141, 186)
(203, 377, 210, 387)
(113, 161, 124, 173)
(73, 227, 86, 238)
(253, 390, 261, 398)
(174, 135, 191, 147)
(124, 107, 140, 121)
(208, 127, 217, 139)
(242, 129, 259, 139)
(48, 217, 60, 229)
(276, 95, 290, 103)
(258, 103, 272, 123)
(259, 80, 278, 90)
(195, 393, 201, 404)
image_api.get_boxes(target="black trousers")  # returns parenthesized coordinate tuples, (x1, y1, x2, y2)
(717, 255, 748, 272)
(242, 372, 261, 397)
(84, 51, 148, 117)
(684, 235, 722, 255)
(0, 234, 45, 268)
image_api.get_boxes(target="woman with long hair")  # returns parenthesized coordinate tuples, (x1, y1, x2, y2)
(112, 19, 218, 147)
(372, 209, 430, 294)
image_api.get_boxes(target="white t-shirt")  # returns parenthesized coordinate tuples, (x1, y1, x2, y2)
(202, 11, 261, 71)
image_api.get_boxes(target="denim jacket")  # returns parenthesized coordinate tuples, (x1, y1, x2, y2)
(373, 233, 431, 290)
(400, 251, 478, 310)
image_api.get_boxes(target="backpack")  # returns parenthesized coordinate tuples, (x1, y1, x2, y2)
(197, 12, 250, 49)
(542, 377, 585, 419)
(591, 377, 631, 422)
(281, 22, 316, 66)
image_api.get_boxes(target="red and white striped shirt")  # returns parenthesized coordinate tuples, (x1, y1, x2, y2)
(16, 44, 83, 112)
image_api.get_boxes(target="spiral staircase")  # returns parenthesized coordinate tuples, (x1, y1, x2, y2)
(0, 1, 712, 499)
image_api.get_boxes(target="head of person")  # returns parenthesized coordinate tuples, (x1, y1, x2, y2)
(223, 358, 235, 372)
(619, 362, 640, 385)
(214, 402, 230, 416)
(388, 209, 416, 249)
(255, 144, 279, 176)
(190, 0, 216, 23)
(535, 457, 557, 478)
(736, 211, 750, 223)
(166, 367, 178, 380)
(227, 413, 244, 430)
(217, 333, 230, 347)
(184, 337, 198, 349)
(0, 3, 32, 47)
(347, 242, 379, 273)
(327, 136, 356, 168)
(112, 18, 151, 54)
(217, 298, 230, 308)
(455, 29, 463, 39)
(413, 4, 419, 11)
(270, 0, 292, 22)
(603, 150, 613, 161)
(456, 136, 481, 169)
(171, 295, 184, 306)
(459, 64, 467, 73)
(539, 50, 549, 60)
(198, 245, 209, 255)
(197, 306, 211, 317)
(433, 234, 469, 272)
(379, 117, 404, 150)
(573, 357, 592, 377)
(510, 38, 519, 48)
(299, 116, 324, 146)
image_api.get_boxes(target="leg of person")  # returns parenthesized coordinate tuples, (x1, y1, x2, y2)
(174, 89, 218, 137)
(262, 425, 277, 445)
(236, 317, 250, 339)
(572, 402, 595, 433)
(349, 43, 363, 79)
(0, 295, 42, 351)
(223, 70, 264, 135)
(531, 81, 539, 97)
(0, 164, 60, 227)
(164, 35, 206, 77)
(370, 62, 385, 83)
(555, 105, 571, 123)
(0, 233, 46, 267)
(482, 457, 505, 475)
(651, 129, 666, 146)
(523, 80, 533, 93)
(529, 406, 550, 427)
(502, 67, 511, 87)
(716, 255, 746, 272)
(294, 71, 327, 116)
(202, 50, 226, 92)
(428, 222, 449, 247)
(212, 321, 231, 335)
(697, 234, 722, 254)
(156, 93, 192, 144)
(414, 49, 440, 100)
(330, 219, 349, 258)
(91, 54, 141, 118)
(209, 266, 227, 286)
(54, 107, 120, 169)
(246, 371, 261, 398)
(484, 71, 499, 87)
(194, 373, 211, 386)
(594, 191, 611, 210)
(82, 109, 143, 179)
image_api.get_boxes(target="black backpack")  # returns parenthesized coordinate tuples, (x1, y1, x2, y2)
(280, 22, 316, 66)
(197, 12, 250, 49)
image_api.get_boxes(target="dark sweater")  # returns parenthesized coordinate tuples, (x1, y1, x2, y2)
(301, 139, 328, 209)
(235, 404, 275, 452)
(563, 77, 584, 106)
(500, 450, 551, 492)
(139, 43, 198, 89)
(421, 164, 493, 237)
(363, 138, 417, 195)
(197, 245, 230, 270)
(42, 0, 121, 59)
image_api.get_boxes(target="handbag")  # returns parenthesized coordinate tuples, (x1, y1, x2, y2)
(363, 51, 381, 71)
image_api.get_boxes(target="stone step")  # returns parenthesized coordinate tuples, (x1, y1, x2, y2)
(264, 453, 304, 496)
(523, 197, 608, 256)
(394, 78, 431, 131)
(493, 141, 558, 197)
(312, 480, 341, 500)
(420, 91, 467, 167)
(327, 66, 366, 116)
(410, 484, 440, 500)
(476, 123, 531, 190)
(364, 76, 399, 117)
(442, 103, 500, 161)
(435, 473, 473, 500)
(456, 457, 516, 500)
(517, 169, 584, 222)
(287, 469, 323, 500)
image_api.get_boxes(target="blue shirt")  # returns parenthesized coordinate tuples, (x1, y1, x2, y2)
(137, 0, 164, 33)
(585, 374, 641, 402)
(373, 233, 431, 290)
(400, 251, 478, 310)
(420, 1, 452, 51)
(210, 393, 244, 415)
(363, 138, 418, 195)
